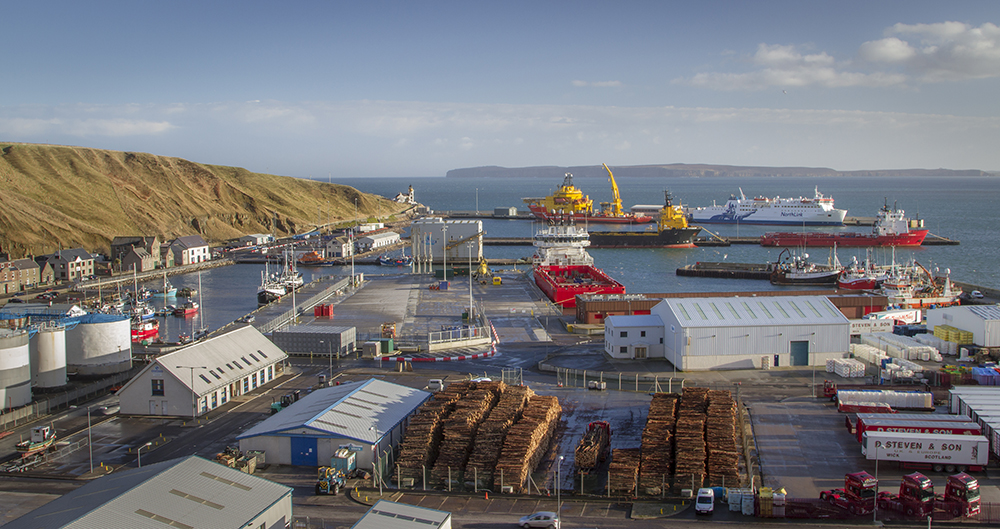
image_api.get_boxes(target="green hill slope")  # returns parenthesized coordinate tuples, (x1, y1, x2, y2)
(0, 143, 407, 257)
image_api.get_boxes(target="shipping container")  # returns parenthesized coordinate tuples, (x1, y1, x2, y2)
(861, 431, 989, 471)
(837, 390, 934, 412)
(855, 418, 981, 443)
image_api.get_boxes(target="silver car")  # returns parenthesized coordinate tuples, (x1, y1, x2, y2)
(518, 511, 560, 529)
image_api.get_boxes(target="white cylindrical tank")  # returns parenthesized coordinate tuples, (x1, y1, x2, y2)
(65, 314, 132, 376)
(30, 325, 67, 388)
(0, 329, 31, 409)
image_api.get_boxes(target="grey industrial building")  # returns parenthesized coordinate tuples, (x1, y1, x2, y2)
(4, 455, 292, 529)
(270, 324, 356, 356)
(927, 305, 1000, 347)
(354, 499, 452, 529)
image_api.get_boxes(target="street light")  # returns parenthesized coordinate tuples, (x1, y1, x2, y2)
(370, 426, 382, 495)
(70, 404, 94, 473)
(467, 241, 474, 322)
(177, 365, 207, 420)
(137, 441, 152, 468)
(556, 455, 564, 524)
(320, 339, 333, 379)
(874, 440, 880, 522)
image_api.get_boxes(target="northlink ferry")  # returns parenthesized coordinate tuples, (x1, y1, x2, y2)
(684, 187, 847, 226)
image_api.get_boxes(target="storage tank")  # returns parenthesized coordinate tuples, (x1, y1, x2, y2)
(65, 314, 132, 376)
(30, 324, 67, 389)
(0, 329, 31, 409)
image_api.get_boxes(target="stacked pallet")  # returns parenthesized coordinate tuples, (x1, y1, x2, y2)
(673, 387, 709, 493)
(394, 382, 473, 482)
(431, 382, 502, 486)
(638, 393, 678, 493)
(493, 395, 562, 492)
(466, 384, 532, 485)
(705, 390, 740, 487)
(608, 448, 642, 495)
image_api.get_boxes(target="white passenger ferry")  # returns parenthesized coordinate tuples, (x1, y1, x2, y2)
(684, 187, 847, 226)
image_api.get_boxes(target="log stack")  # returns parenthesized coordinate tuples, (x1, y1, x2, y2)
(705, 389, 740, 487)
(608, 448, 641, 496)
(672, 387, 709, 493)
(395, 382, 473, 482)
(430, 382, 501, 486)
(493, 394, 562, 492)
(467, 384, 532, 486)
(638, 393, 678, 493)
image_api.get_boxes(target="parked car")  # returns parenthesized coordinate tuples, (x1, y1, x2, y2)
(518, 512, 560, 529)
(971, 290, 984, 299)
(695, 488, 715, 514)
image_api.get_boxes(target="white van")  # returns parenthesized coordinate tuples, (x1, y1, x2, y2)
(427, 379, 444, 392)
(695, 488, 714, 514)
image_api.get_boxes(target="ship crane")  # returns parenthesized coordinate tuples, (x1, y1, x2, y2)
(601, 163, 623, 217)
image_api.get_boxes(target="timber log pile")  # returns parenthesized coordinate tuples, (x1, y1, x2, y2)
(493, 394, 562, 492)
(673, 387, 709, 493)
(608, 448, 642, 495)
(467, 384, 532, 485)
(638, 393, 679, 493)
(705, 389, 740, 487)
(431, 381, 502, 486)
(395, 382, 473, 482)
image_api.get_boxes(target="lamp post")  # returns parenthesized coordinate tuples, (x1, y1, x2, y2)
(370, 426, 382, 495)
(320, 339, 332, 378)
(874, 440, 880, 522)
(352, 198, 357, 284)
(467, 241, 474, 322)
(70, 405, 94, 473)
(137, 441, 152, 468)
(556, 455, 564, 523)
(177, 365, 207, 420)
(442, 223, 448, 280)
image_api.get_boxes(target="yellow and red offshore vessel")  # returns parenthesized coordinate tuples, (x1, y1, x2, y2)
(523, 166, 653, 224)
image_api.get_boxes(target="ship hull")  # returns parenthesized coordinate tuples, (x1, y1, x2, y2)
(691, 215, 845, 226)
(527, 204, 653, 225)
(838, 277, 880, 290)
(131, 321, 159, 342)
(534, 265, 625, 308)
(257, 288, 283, 305)
(588, 227, 701, 248)
(761, 229, 929, 247)
(770, 270, 841, 286)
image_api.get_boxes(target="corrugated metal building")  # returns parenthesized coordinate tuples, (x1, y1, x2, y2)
(355, 499, 452, 529)
(3, 455, 292, 529)
(237, 378, 430, 472)
(604, 314, 664, 359)
(116, 325, 288, 417)
(651, 295, 850, 371)
(927, 305, 1000, 347)
(270, 324, 356, 356)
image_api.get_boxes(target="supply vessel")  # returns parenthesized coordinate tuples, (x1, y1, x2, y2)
(522, 165, 653, 224)
(589, 190, 702, 248)
(760, 201, 929, 247)
(532, 222, 624, 309)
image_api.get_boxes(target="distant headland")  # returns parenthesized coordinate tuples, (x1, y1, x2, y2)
(446, 164, 995, 179)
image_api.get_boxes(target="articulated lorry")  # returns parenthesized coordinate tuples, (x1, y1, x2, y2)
(862, 431, 989, 472)
(877, 472, 981, 518)
(819, 471, 878, 515)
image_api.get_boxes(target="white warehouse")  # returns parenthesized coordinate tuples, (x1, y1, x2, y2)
(606, 295, 850, 370)
(927, 305, 1000, 347)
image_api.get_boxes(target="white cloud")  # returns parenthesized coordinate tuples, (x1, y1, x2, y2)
(0, 115, 173, 137)
(874, 22, 1000, 81)
(858, 37, 916, 63)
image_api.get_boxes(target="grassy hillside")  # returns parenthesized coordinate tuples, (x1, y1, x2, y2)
(0, 143, 410, 257)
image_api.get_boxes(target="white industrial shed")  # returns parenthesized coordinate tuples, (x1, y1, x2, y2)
(117, 325, 288, 417)
(354, 499, 452, 529)
(237, 378, 430, 474)
(604, 314, 665, 359)
(4, 455, 292, 529)
(654, 295, 850, 371)
(927, 305, 1000, 347)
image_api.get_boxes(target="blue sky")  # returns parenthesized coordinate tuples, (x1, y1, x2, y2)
(2, 1, 999, 177)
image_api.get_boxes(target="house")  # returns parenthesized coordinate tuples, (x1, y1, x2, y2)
(37, 248, 94, 282)
(110, 236, 160, 270)
(326, 235, 354, 258)
(116, 326, 288, 417)
(237, 378, 430, 470)
(3, 455, 293, 529)
(0, 259, 16, 294)
(604, 314, 665, 359)
(10, 259, 40, 290)
(120, 246, 156, 273)
(169, 235, 210, 266)
(356, 231, 400, 253)
(239, 233, 273, 246)
(159, 241, 175, 268)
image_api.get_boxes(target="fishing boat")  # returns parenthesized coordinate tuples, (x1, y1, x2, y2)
(378, 252, 414, 266)
(881, 263, 962, 309)
(131, 303, 156, 321)
(532, 221, 625, 308)
(686, 186, 847, 226)
(131, 316, 159, 342)
(769, 248, 841, 286)
(16, 426, 56, 457)
(761, 201, 928, 247)
(173, 300, 199, 316)
(522, 168, 654, 224)
(589, 190, 702, 248)
(837, 254, 889, 290)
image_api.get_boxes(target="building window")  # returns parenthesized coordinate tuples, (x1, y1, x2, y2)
(620, 331, 627, 338)
(251, 373, 257, 389)
(220, 387, 227, 404)
(640, 330, 646, 337)
(660, 337, 664, 344)
(151, 379, 164, 396)
(620, 346, 628, 354)
(211, 393, 218, 408)
(268, 365, 273, 381)
(243, 378, 249, 393)
(201, 397, 208, 412)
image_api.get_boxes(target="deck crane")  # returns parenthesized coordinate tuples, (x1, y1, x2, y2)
(601, 163, 624, 217)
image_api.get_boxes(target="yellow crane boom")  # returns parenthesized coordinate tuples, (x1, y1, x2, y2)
(602, 163, 623, 217)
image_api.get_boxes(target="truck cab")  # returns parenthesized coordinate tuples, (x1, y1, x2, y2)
(939, 472, 981, 517)
(821, 471, 877, 515)
(877, 472, 934, 517)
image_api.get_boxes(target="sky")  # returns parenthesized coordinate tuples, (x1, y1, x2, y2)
(2, 1, 999, 177)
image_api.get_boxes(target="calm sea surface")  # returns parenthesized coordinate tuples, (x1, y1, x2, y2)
(153, 175, 1000, 337)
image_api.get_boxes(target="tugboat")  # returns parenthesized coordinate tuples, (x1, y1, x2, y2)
(522, 166, 654, 224)
(16, 426, 56, 457)
(532, 220, 625, 308)
(589, 190, 702, 248)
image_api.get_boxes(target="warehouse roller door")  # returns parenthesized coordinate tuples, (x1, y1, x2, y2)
(291, 437, 317, 466)
(790, 341, 809, 366)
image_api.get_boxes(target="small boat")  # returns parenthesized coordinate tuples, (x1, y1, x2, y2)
(131, 316, 159, 343)
(378, 253, 414, 266)
(769, 248, 841, 286)
(16, 426, 56, 457)
(298, 250, 331, 266)
(131, 303, 156, 321)
(177, 286, 197, 297)
(174, 300, 199, 316)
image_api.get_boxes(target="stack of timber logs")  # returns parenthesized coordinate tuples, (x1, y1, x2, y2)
(673, 387, 710, 493)
(493, 394, 562, 492)
(467, 384, 532, 486)
(638, 393, 679, 493)
(430, 381, 502, 486)
(705, 389, 740, 487)
(395, 382, 473, 482)
(608, 448, 642, 496)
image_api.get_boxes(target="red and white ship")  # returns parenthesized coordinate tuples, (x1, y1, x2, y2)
(532, 222, 625, 308)
(881, 263, 962, 309)
(131, 316, 159, 342)
(761, 201, 929, 247)
(837, 254, 889, 290)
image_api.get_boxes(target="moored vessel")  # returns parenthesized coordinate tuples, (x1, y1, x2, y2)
(522, 167, 654, 224)
(173, 300, 199, 316)
(686, 186, 846, 226)
(589, 190, 702, 248)
(881, 263, 962, 309)
(378, 252, 413, 266)
(761, 201, 928, 247)
(532, 221, 625, 308)
(131, 316, 159, 342)
(769, 248, 841, 286)
(16, 426, 56, 457)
